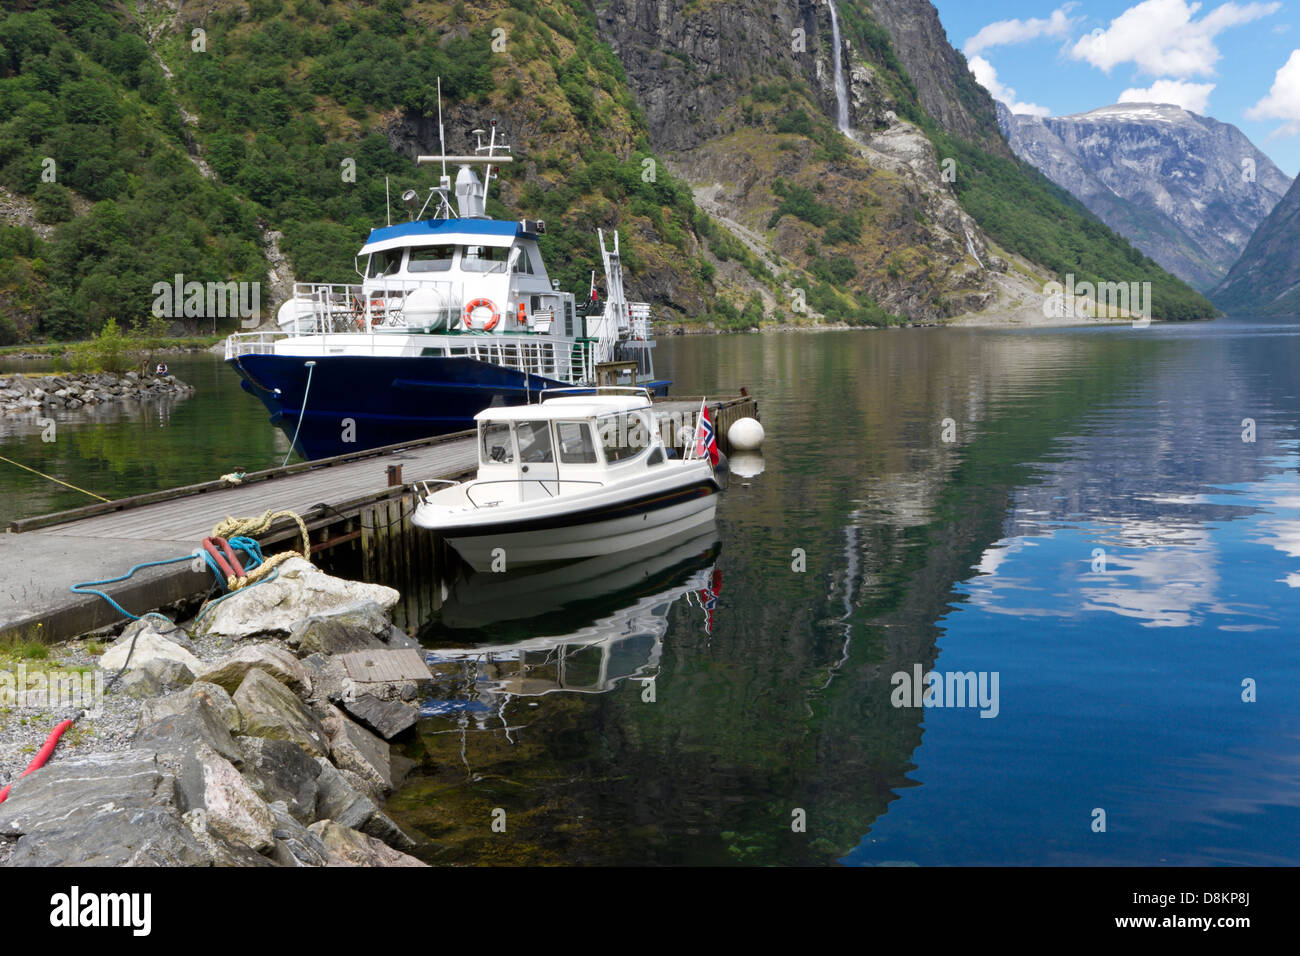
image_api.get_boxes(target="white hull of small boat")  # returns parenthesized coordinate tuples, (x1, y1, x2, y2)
(412, 388, 725, 572)
(446, 492, 716, 571)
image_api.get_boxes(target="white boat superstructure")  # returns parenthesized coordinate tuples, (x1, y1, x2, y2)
(413, 388, 721, 570)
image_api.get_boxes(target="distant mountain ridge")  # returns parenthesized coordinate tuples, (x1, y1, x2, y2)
(997, 102, 1292, 291)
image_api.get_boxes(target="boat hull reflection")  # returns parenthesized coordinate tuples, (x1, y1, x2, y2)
(420, 524, 721, 711)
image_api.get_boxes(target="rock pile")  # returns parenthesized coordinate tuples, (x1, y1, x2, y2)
(0, 559, 431, 867)
(0, 371, 194, 414)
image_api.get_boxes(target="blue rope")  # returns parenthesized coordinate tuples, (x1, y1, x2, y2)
(72, 537, 278, 625)
(70, 555, 196, 621)
(199, 535, 266, 590)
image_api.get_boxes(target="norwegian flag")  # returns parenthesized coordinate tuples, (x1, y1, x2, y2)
(694, 399, 719, 467)
(697, 566, 723, 635)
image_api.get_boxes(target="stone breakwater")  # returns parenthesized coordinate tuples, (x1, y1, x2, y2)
(0, 371, 194, 414)
(0, 558, 432, 867)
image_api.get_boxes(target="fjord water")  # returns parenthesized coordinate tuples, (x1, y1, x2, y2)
(4, 319, 1299, 865)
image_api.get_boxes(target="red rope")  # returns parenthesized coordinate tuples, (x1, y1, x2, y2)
(0, 719, 76, 804)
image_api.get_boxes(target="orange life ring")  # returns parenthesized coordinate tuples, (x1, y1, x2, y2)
(463, 297, 500, 331)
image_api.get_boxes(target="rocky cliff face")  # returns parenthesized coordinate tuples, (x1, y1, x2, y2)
(998, 103, 1292, 290)
(593, 0, 1039, 322)
(864, 0, 1009, 156)
(1213, 175, 1300, 314)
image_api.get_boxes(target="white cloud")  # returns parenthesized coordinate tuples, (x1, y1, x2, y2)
(1070, 0, 1281, 77)
(968, 56, 1053, 117)
(1247, 49, 1300, 136)
(1119, 79, 1216, 113)
(963, 5, 1079, 57)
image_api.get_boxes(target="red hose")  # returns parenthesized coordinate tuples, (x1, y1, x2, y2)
(0, 718, 75, 804)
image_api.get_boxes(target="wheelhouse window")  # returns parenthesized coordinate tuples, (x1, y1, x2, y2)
(597, 413, 651, 463)
(462, 245, 510, 273)
(557, 421, 598, 464)
(366, 249, 403, 278)
(481, 423, 514, 464)
(512, 247, 535, 275)
(516, 421, 554, 463)
(408, 245, 457, 272)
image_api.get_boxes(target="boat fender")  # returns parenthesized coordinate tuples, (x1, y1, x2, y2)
(463, 297, 501, 331)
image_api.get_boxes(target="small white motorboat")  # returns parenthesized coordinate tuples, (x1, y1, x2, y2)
(412, 388, 721, 571)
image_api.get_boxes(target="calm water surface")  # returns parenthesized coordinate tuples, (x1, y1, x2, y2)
(3, 319, 1298, 865)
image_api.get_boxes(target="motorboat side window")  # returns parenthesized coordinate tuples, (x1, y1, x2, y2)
(516, 421, 555, 463)
(597, 412, 651, 463)
(462, 245, 510, 273)
(556, 421, 598, 464)
(481, 422, 514, 464)
(409, 245, 457, 272)
(367, 249, 403, 278)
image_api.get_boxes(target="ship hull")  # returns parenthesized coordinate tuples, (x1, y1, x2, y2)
(229, 353, 670, 460)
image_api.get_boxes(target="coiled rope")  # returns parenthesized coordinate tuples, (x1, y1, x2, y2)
(210, 509, 311, 590)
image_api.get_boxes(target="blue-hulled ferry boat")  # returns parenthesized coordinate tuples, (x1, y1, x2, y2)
(224, 118, 666, 460)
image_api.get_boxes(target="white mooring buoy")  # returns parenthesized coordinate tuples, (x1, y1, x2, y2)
(727, 417, 765, 451)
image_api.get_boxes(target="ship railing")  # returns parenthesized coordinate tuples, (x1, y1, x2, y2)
(458, 337, 597, 385)
(628, 302, 653, 342)
(290, 280, 463, 332)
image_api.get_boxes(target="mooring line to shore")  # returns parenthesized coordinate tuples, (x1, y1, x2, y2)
(0, 453, 110, 502)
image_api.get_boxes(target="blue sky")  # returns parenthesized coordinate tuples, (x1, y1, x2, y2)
(929, 1, 1300, 175)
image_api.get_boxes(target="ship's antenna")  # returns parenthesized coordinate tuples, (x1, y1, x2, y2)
(385, 176, 391, 226)
(437, 77, 447, 180)
(482, 120, 497, 207)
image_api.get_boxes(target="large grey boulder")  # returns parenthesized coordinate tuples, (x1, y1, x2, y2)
(134, 697, 244, 768)
(308, 821, 427, 867)
(139, 681, 242, 735)
(342, 694, 419, 741)
(232, 668, 330, 757)
(0, 751, 210, 867)
(238, 737, 321, 824)
(197, 642, 310, 696)
(195, 559, 399, 639)
(321, 704, 392, 796)
(287, 616, 387, 657)
(267, 801, 328, 867)
(182, 809, 277, 867)
(175, 744, 276, 854)
(314, 760, 379, 830)
(6, 808, 210, 867)
(100, 619, 202, 677)
(0, 751, 176, 837)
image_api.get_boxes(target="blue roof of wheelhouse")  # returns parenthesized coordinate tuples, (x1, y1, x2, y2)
(365, 218, 526, 245)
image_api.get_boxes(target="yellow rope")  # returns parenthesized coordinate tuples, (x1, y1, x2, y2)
(0, 454, 110, 502)
(211, 509, 311, 590)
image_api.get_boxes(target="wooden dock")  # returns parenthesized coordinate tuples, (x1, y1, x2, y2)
(1, 394, 758, 643)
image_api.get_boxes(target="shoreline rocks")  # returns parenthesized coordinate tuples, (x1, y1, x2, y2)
(0, 370, 194, 414)
(0, 564, 430, 868)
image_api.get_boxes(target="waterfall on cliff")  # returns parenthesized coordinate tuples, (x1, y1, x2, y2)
(827, 0, 851, 134)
